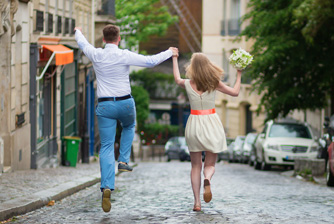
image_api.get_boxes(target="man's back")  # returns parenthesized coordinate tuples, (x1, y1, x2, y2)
(75, 29, 172, 98)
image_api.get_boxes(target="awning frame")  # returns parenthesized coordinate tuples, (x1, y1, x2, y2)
(36, 46, 73, 81)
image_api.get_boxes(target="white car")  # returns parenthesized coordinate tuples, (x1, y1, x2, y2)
(254, 120, 319, 170)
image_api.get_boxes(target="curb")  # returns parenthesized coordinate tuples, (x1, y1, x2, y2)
(0, 163, 138, 221)
(0, 173, 101, 221)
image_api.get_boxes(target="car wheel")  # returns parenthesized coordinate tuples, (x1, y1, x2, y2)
(326, 160, 334, 187)
(180, 156, 185, 162)
(261, 160, 271, 171)
(248, 159, 254, 166)
(261, 152, 271, 171)
(167, 155, 171, 162)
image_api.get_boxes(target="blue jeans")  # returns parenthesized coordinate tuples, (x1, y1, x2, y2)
(95, 98, 136, 191)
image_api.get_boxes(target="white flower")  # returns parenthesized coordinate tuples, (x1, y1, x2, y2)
(229, 48, 253, 70)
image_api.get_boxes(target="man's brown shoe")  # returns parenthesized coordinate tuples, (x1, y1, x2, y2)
(102, 189, 111, 212)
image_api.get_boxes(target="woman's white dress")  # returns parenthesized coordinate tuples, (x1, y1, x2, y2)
(184, 79, 228, 153)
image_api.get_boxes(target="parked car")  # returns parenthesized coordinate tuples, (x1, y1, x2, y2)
(249, 134, 259, 166)
(254, 120, 319, 170)
(226, 136, 245, 162)
(165, 137, 190, 162)
(217, 137, 234, 162)
(240, 133, 258, 164)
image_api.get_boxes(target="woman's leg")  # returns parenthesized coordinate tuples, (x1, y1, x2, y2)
(190, 152, 203, 208)
(203, 151, 217, 181)
(203, 152, 217, 203)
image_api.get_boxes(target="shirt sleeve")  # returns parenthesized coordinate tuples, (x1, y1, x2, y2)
(125, 49, 173, 68)
(75, 30, 96, 62)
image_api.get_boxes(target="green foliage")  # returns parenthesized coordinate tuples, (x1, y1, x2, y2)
(115, 0, 178, 49)
(140, 122, 179, 145)
(292, 0, 334, 44)
(241, 0, 334, 120)
(131, 85, 149, 129)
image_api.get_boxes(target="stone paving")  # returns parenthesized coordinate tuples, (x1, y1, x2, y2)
(0, 162, 100, 204)
(8, 162, 334, 223)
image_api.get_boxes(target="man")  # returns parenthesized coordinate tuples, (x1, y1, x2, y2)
(74, 25, 178, 212)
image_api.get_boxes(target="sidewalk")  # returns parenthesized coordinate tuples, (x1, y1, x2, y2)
(0, 161, 122, 221)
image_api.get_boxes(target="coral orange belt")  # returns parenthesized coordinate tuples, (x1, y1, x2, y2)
(191, 108, 216, 115)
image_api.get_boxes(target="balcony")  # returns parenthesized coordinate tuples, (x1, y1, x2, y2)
(228, 18, 240, 36)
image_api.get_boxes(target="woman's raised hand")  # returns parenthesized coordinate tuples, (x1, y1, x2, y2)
(169, 47, 179, 57)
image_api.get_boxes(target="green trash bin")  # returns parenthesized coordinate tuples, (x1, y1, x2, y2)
(63, 136, 82, 167)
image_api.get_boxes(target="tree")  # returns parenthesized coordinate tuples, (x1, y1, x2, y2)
(241, 0, 334, 120)
(115, 0, 178, 50)
(131, 85, 150, 130)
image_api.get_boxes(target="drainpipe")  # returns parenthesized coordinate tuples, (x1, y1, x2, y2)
(91, 0, 95, 46)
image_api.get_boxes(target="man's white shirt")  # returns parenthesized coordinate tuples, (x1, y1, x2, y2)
(75, 30, 173, 98)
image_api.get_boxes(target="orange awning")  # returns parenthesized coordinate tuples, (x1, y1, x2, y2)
(42, 45, 73, 65)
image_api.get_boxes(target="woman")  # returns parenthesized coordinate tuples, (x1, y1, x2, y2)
(172, 52, 242, 211)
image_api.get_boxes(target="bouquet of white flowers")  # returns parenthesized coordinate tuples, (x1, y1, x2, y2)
(229, 48, 253, 70)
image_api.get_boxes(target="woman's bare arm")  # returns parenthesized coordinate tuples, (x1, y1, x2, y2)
(216, 70, 242, 96)
(172, 56, 185, 88)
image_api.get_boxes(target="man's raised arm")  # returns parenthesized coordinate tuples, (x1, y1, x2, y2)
(125, 47, 178, 68)
(74, 27, 95, 61)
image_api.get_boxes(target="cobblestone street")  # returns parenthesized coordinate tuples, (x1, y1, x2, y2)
(11, 162, 334, 223)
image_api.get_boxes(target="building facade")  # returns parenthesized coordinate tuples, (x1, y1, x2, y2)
(0, 0, 32, 173)
(202, 0, 325, 137)
(202, 0, 265, 138)
(28, 0, 93, 168)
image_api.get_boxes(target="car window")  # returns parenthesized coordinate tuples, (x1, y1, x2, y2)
(235, 137, 245, 147)
(178, 137, 187, 146)
(268, 123, 312, 139)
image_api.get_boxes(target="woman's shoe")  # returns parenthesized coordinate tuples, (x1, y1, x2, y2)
(193, 206, 201, 211)
(203, 179, 212, 203)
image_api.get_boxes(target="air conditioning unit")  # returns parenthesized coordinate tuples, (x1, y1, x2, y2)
(0, 137, 3, 174)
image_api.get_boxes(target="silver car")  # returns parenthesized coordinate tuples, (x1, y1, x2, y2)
(165, 137, 190, 162)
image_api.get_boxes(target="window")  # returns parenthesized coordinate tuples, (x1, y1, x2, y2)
(34, 10, 44, 32)
(229, 0, 241, 36)
(221, 0, 227, 35)
(56, 16, 62, 34)
(36, 79, 44, 143)
(98, 0, 116, 16)
(70, 19, 75, 35)
(64, 17, 69, 34)
(47, 13, 53, 33)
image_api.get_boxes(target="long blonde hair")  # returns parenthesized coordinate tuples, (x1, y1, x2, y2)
(185, 53, 224, 92)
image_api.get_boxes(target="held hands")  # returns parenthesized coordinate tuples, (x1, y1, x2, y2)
(169, 47, 179, 58)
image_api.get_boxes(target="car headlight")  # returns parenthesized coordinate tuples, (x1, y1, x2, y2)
(310, 146, 319, 152)
(267, 144, 279, 151)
